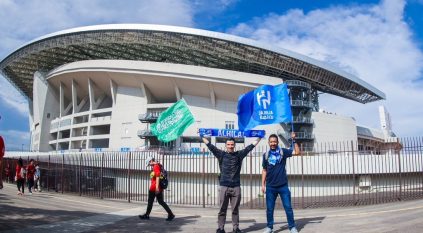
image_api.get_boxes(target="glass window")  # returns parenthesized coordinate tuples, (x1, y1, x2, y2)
(225, 121, 235, 130)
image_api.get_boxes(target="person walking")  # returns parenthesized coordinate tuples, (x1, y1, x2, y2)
(5, 162, 11, 183)
(0, 135, 4, 189)
(26, 159, 36, 194)
(262, 133, 300, 233)
(139, 156, 175, 221)
(15, 158, 25, 195)
(201, 135, 262, 233)
(34, 163, 41, 192)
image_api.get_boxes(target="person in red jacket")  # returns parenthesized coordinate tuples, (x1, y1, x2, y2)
(0, 135, 4, 189)
(139, 156, 175, 221)
(15, 158, 25, 195)
(26, 159, 36, 194)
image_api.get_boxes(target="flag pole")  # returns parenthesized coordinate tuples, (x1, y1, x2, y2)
(290, 118, 295, 149)
(288, 83, 294, 148)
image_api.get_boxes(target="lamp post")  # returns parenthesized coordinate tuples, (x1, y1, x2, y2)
(21, 144, 24, 152)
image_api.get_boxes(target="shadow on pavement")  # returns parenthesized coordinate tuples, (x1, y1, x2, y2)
(90, 215, 201, 233)
(275, 216, 325, 233)
(0, 193, 97, 231)
(240, 216, 325, 233)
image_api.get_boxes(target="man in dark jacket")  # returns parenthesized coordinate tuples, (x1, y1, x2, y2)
(201, 135, 261, 233)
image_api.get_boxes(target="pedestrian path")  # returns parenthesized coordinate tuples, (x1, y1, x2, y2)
(1, 183, 422, 232)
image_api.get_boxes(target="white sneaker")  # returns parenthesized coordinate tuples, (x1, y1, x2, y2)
(290, 227, 299, 233)
(263, 227, 273, 233)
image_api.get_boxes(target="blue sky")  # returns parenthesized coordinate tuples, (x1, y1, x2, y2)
(0, 0, 422, 150)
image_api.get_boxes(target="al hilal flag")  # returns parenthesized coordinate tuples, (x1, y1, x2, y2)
(151, 99, 195, 142)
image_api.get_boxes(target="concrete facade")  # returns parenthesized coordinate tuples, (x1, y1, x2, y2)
(32, 60, 285, 152)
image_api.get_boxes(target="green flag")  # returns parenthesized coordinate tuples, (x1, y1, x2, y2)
(151, 99, 195, 142)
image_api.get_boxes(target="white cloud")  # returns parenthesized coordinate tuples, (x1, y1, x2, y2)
(0, 129, 30, 151)
(0, 0, 237, 148)
(0, 0, 195, 56)
(0, 78, 28, 116)
(228, 0, 423, 136)
(0, 0, 197, 116)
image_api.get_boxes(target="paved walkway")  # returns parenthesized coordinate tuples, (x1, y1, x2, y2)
(0, 183, 422, 233)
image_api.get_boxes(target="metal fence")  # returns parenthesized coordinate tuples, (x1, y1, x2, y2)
(1, 137, 423, 209)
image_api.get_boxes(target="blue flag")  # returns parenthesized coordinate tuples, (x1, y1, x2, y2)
(237, 83, 292, 131)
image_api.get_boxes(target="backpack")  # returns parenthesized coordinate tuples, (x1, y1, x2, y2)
(158, 163, 169, 190)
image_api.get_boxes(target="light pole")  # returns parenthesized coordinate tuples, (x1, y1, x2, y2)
(21, 144, 24, 152)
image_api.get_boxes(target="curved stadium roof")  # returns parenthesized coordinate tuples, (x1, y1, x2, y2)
(0, 24, 385, 103)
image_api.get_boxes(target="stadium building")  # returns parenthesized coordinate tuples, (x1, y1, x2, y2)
(0, 24, 393, 152)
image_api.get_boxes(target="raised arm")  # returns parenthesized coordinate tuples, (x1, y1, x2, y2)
(239, 137, 262, 159)
(201, 136, 210, 145)
(199, 130, 223, 159)
(291, 132, 300, 155)
(251, 137, 262, 147)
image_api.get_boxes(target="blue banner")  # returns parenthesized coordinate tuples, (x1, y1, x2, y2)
(199, 128, 265, 138)
(237, 83, 292, 131)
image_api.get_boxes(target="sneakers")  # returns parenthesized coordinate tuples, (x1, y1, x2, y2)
(166, 214, 175, 221)
(216, 229, 226, 233)
(232, 228, 242, 233)
(138, 214, 150, 220)
(290, 227, 299, 233)
(263, 227, 273, 233)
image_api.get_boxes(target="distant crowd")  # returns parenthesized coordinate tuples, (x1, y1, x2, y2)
(3, 158, 41, 195)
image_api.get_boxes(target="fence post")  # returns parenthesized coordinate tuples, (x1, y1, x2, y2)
(351, 141, 356, 205)
(301, 144, 304, 209)
(202, 149, 206, 208)
(249, 150, 253, 209)
(61, 153, 64, 194)
(100, 153, 104, 199)
(397, 138, 402, 201)
(0, 157, 3, 184)
(47, 154, 50, 192)
(79, 153, 82, 196)
(127, 152, 131, 203)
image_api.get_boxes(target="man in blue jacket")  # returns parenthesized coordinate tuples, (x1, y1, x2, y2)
(262, 133, 300, 233)
(201, 135, 261, 233)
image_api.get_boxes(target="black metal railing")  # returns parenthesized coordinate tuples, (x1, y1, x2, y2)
(2, 137, 422, 209)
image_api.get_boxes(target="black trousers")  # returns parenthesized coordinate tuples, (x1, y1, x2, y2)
(17, 179, 25, 193)
(145, 191, 173, 216)
(27, 179, 34, 193)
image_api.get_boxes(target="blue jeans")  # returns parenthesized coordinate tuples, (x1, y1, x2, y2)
(266, 184, 296, 230)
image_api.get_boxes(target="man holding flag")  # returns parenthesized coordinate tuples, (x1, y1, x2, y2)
(237, 82, 300, 233)
(200, 133, 261, 233)
(262, 133, 299, 233)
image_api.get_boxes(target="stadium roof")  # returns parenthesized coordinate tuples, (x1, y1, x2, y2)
(0, 24, 385, 103)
